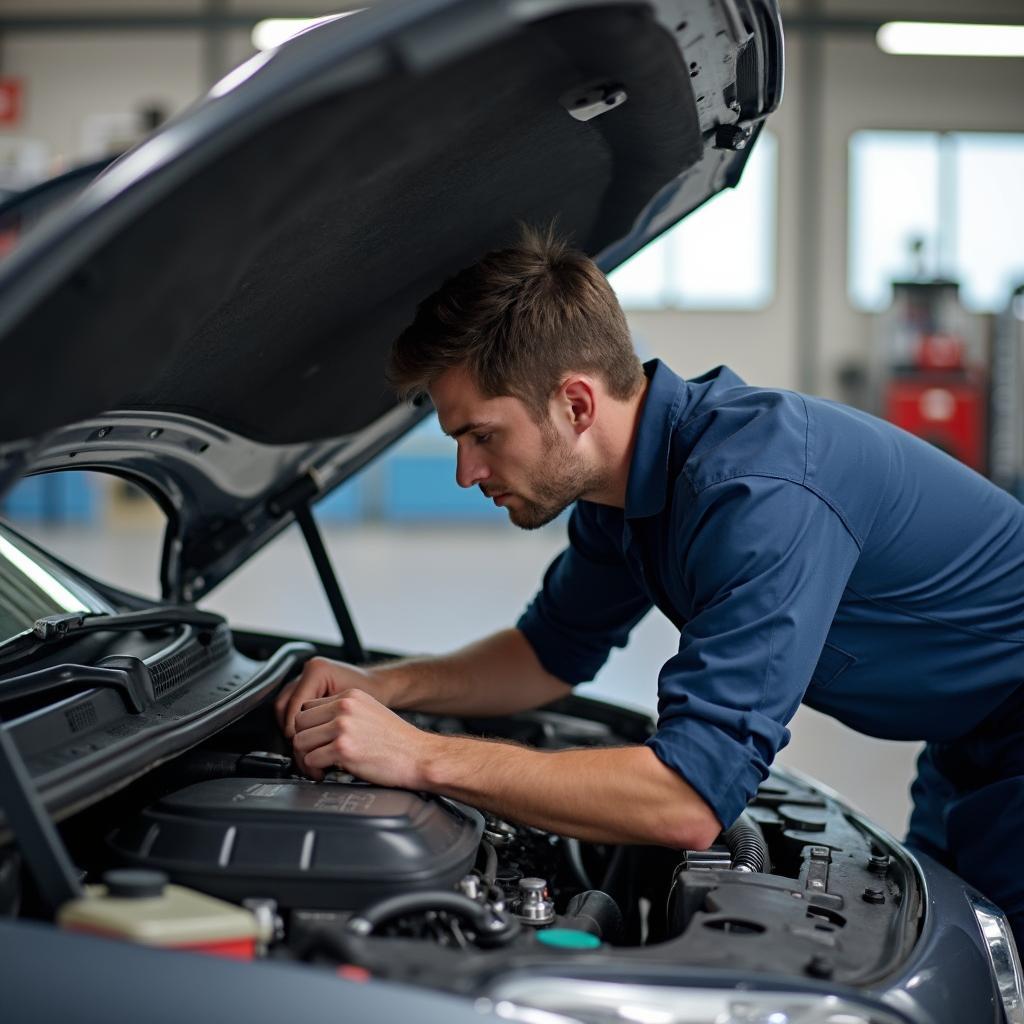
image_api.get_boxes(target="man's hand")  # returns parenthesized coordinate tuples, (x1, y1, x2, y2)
(290, 688, 438, 787)
(275, 657, 396, 740)
(285, 680, 721, 848)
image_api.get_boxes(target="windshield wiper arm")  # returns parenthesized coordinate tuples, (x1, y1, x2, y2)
(32, 606, 224, 642)
(0, 606, 225, 666)
(0, 658, 152, 714)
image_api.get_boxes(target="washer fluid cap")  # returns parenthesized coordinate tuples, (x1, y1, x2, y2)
(103, 869, 169, 898)
(536, 928, 601, 950)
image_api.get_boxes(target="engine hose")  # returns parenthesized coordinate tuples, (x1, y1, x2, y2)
(722, 811, 769, 873)
(477, 840, 498, 887)
(564, 838, 594, 891)
(346, 891, 521, 948)
(599, 844, 625, 892)
(562, 889, 623, 942)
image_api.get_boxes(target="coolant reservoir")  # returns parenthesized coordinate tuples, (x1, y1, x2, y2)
(58, 869, 269, 959)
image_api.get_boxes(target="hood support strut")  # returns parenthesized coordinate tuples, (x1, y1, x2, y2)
(293, 503, 365, 665)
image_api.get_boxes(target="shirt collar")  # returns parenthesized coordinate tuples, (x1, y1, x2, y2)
(624, 358, 687, 519)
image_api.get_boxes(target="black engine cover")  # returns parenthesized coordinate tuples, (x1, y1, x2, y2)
(107, 778, 483, 909)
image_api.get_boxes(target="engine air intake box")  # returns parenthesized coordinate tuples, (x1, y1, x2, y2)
(107, 778, 483, 909)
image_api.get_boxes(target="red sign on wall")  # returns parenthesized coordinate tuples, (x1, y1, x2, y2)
(0, 79, 23, 127)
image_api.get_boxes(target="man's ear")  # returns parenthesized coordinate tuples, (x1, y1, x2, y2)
(559, 375, 597, 434)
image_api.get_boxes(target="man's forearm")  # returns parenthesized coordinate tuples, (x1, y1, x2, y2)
(371, 628, 572, 717)
(419, 735, 722, 849)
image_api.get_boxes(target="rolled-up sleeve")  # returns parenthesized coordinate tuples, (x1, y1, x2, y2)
(517, 504, 652, 685)
(646, 476, 861, 828)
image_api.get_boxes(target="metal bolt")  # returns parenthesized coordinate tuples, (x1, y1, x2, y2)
(484, 820, 516, 847)
(862, 887, 886, 904)
(714, 124, 752, 151)
(515, 877, 555, 925)
(148, 428, 163, 440)
(243, 897, 284, 949)
(869, 854, 890, 874)
(458, 875, 482, 900)
(97, 427, 110, 438)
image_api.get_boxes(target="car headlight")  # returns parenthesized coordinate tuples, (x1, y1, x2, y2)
(968, 893, 1024, 1024)
(484, 978, 910, 1024)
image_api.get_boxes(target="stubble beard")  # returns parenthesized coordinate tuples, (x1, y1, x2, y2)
(506, 423, 604, 530)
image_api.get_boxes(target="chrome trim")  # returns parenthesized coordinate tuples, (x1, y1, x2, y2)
(968, 893, 1024, 1024)
(486, 977, 910, 1024)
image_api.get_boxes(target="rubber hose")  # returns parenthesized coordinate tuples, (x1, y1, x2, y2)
(562, 889, 623, 942)
(599, 844, 625, 892)
(722, 811, 769, 872)
(564, 837, 594, 891)
(145, 750, 241, 793)
(347, 891, 520, 948)
(478, 840, 498, 887)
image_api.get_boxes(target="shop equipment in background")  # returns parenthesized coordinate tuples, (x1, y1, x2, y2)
(875, 278, 988, 474)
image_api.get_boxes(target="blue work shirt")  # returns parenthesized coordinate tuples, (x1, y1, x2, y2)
(516, 359, 1024, 828)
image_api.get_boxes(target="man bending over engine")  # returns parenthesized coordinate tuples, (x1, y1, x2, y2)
(276, 226, 1024, 943)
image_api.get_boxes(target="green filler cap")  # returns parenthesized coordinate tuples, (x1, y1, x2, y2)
(536, 929, 601, 950)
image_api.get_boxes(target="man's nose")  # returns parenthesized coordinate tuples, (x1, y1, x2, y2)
(456, 447, 490, 489)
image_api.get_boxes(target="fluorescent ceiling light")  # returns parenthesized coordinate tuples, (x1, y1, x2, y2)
(251, 12, 358, 52)
(877, 21, 1024, 58)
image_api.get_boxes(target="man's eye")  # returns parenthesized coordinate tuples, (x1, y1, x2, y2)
(474, 433, 492, 445)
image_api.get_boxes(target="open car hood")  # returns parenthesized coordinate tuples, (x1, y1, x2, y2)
(0, 0, 782, 601)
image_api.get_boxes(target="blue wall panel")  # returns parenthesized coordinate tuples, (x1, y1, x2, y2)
(315, 478, 363, 522)
(1, 474, 98, 524)
(383, 455, 505, 521)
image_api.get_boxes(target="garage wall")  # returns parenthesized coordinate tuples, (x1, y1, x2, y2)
(0, 30, 202, 169)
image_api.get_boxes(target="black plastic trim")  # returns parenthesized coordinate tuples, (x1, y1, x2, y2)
(0, 640, 313, 838)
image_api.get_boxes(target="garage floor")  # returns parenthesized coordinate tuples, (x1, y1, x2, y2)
(28, 521, 921, 836)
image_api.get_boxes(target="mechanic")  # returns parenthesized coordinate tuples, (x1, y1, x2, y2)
(276, 226, 1024, 942)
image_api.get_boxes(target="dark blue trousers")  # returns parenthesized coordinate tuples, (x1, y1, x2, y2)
(905, 695, 1024, 950)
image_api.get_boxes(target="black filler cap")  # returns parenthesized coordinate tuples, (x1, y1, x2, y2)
(103, 868, 168, 899)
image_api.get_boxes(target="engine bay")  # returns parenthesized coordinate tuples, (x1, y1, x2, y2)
(0, 629, 923, 995)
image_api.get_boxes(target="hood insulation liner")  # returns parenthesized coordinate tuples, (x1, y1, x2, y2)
(1, 5, 700, 446)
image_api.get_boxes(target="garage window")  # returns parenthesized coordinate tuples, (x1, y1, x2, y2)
(608, 131, 777, 311)
(849, 130, 1024, 312)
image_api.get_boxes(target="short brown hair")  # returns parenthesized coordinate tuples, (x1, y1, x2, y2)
(388, 224, 644, 417)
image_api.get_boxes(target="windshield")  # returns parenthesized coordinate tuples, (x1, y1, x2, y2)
(0, 524, 111, 646)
